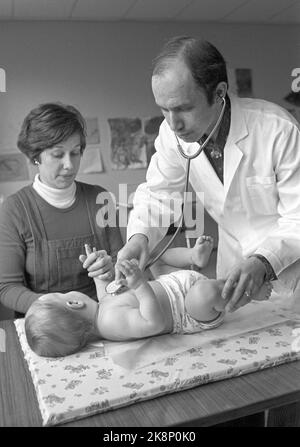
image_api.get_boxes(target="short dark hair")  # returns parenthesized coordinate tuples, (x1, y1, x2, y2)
(152, 36, 228, 105)
(17, 102, 86, 164)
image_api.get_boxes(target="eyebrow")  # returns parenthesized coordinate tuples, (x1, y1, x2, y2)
(157, 102, 191, 111)
(54, 144, 81, 149)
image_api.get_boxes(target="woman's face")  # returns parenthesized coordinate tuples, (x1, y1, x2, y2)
(38, 133, 82, 189)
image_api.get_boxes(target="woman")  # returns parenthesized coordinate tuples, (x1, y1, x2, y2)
(0, 103, 123, 315)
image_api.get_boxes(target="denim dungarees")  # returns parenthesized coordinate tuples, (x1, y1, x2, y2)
(16, 183, 113, 300)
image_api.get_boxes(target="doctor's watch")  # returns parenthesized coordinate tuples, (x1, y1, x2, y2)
(249, 254, 277, 281)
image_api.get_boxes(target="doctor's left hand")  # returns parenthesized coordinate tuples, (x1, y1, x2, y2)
(221, 257, 267, 312)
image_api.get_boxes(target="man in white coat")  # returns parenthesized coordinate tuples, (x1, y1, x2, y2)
(116, 36, 300, 312)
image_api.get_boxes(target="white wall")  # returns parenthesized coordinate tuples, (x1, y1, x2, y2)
(0, 21, 299, 319)
(0, 21, 299, 198)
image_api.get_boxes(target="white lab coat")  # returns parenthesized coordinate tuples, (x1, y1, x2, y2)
(127, 94, 300, 292)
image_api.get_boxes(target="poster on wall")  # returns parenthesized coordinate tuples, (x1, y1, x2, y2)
(78, 145, 104, 174)
(144, 116, 164, 165)
(108, 116, 164, 170)
(0, 152, 29, 182)
(108, 118, 147, 170)
(78, 117, 103, 173)
(235, 68, 253, 97)
(85, 118, 100, 144)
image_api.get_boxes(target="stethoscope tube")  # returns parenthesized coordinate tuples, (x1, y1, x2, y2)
(145, 157, 191, 269)
(106, 97, 226, 293)
(175, 96, 226, 160)
(145, 96, 226, 270)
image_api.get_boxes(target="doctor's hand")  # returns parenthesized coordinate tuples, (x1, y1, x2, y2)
(221, 257, 267, 312)
(115, 234, 149, 283)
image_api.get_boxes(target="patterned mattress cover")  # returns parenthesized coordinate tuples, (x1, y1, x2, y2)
(15, 293, 300, 426)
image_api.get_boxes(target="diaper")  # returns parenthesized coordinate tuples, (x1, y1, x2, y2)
(156, 270, 224, 334)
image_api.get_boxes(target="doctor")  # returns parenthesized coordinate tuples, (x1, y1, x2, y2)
(117, 36, 300, 312)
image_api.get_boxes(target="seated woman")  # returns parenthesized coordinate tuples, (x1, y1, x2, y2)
(0, 102, 123, 315)
(24, 238, 272, 357)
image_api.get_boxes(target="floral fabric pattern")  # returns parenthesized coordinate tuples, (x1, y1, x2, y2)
(15, 294, 300, 426)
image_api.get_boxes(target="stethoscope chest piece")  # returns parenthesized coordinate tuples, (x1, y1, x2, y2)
(105, 280, 127, 295)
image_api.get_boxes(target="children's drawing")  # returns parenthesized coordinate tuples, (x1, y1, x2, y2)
(144, 116, 164, 165)
(235, 68, 253, 97)
(0, 153, 29, 182)
(85, 118, 100, 145)
(108, 118, 147, 170)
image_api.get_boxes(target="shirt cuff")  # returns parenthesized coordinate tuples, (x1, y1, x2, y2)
(249, 254, 278, 281)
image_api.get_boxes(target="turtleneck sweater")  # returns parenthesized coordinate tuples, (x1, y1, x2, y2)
(32, 174, 76, 208)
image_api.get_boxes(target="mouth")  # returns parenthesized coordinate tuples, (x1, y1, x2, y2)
(60, 174, 74, 179)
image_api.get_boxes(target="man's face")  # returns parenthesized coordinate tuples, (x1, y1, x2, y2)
(152, 59, 219, 143)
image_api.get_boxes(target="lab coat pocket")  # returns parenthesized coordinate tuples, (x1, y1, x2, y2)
(246, 175, 278, 215)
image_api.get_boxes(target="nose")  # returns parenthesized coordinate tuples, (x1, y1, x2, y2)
(62, 154, 73, 170)
(168, 112, 184, 132)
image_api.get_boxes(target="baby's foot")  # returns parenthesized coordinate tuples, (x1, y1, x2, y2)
(191, 235, 214, 268)
(251, 281, 273, 301)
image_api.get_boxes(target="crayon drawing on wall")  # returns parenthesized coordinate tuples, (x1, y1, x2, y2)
(78, 117, 103, 173)
(0, 153, 29, 182)
(108, 116, 163, 170)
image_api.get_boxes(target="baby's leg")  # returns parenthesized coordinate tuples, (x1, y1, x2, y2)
(185, 285, 223, 322)
(192, 236, 214, 268)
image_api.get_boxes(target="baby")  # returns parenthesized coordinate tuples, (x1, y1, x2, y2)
(25, 237, 272, 357)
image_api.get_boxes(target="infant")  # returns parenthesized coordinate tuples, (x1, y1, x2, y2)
(25, 237, 272, 357)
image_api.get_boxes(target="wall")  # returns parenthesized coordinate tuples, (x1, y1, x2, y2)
(0, 21, 299, 198)
(0, 21, 299, 319)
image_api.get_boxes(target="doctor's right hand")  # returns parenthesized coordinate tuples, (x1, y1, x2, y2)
(115, 234, 149, 283)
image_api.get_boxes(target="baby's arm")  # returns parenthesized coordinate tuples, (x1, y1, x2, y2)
(160, 236, 214, 269)
(116, 260, 166, 337)
(79, 245, 113, 299)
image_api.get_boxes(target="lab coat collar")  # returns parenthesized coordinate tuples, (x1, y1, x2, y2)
(175, 93, 248, 159)
(223, 93, 248, 198)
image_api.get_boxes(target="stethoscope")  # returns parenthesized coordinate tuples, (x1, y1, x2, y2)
(106, 96, 227, 295)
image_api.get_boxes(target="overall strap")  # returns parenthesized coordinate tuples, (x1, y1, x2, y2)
(16, 186, 50, 291)
(77, 182, 111, 253)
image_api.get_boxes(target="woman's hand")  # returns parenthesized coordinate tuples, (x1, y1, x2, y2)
(116, 259, 145, 290)
(79, 245, 114, 280)
(221, 257, 267, 312)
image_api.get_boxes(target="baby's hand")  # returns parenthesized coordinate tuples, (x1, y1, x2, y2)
(191, 235, 214, 268)
(116, 259, 145, 290)
(79, 244, 114, 280)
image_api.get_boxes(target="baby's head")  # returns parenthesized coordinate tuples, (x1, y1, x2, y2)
(25, 291, 96, 358)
